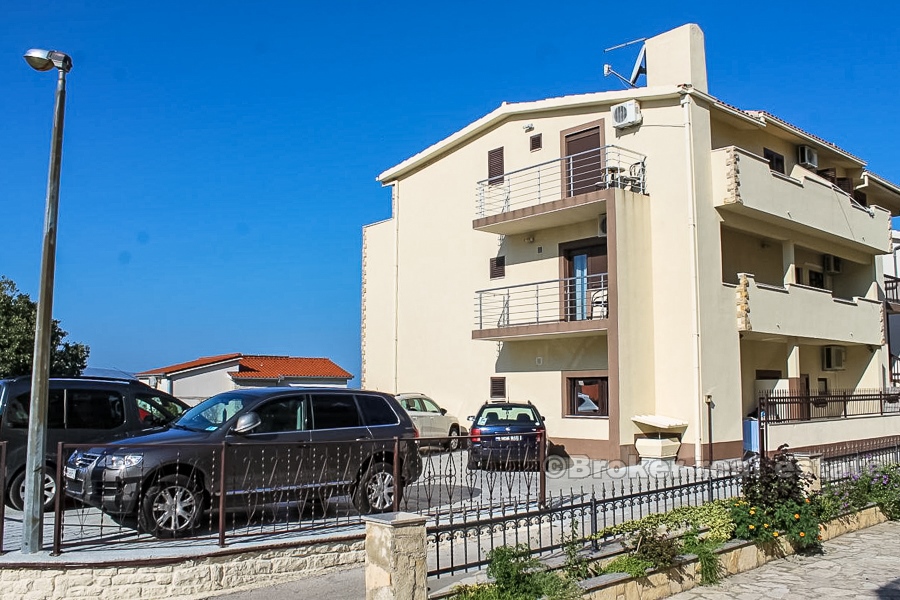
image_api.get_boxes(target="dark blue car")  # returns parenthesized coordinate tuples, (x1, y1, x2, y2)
(466, 402, 545, 470)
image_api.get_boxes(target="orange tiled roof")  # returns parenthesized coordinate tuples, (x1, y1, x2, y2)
(230, 356, 352, 380)
(136, 353, 242, 376)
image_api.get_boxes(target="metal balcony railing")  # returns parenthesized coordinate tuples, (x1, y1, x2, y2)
(474, 273, 608, 330)
(475, 146, 646, 219)
(886, 275, 900, 304)
(759, 388, 900, 425)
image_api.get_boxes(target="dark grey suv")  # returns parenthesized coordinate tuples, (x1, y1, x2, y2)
(64, 387, 422, 538)
(0, 376, 188, 511)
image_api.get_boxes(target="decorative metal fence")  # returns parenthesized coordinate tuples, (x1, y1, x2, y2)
(819, 436, 900, 485)
(759, 388, 900, 425)
(426, 466, 742, 579)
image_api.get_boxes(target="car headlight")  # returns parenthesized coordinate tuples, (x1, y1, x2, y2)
(101, 454, 143, 469)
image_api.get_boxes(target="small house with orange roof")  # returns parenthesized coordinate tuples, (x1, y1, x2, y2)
(136, 354, 353, 405)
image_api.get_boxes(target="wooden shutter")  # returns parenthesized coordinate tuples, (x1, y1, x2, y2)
(835, 177, 854, 195)
(564, 128, 602, 196)
(853, 190, 868, 206)
(489, 256, 506, 279)
(530, 134, 542, 151)
(488, 147, 504, 185)
(490, 377, 506, 398)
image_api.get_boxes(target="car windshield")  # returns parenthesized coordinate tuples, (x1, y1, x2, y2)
(175, 393, 249, 432)
(476, 406, 540, 427)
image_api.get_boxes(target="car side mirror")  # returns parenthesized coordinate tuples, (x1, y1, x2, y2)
(440, 408, 447, 415)
(467, 415, 475, 422)
(233, 412, 261, 434)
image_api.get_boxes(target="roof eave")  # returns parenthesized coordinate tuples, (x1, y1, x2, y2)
(376, 85, 683, 184)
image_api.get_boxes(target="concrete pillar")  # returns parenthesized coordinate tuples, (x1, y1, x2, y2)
(782, 240, 796, 285)
(794, 452, 823, 492)
(787, 340, 800, 379)
(363, 512, 427, 600)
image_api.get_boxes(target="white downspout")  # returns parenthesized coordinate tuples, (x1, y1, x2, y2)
(681, 91, 704, 466)
(393, 181, 401, 393)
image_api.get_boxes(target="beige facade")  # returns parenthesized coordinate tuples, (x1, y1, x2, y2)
(362, 23, 900, 463)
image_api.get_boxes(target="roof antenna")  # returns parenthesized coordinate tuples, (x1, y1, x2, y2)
(603, 37, 647, 88)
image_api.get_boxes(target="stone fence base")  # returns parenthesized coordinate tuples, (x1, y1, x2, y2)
(0, 537, 365, 600)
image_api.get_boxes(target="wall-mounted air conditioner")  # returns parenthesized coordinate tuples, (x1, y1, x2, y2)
(611, 100, 642, 129)
(798, 145, 819, 169)
(823, 254, 843, 274)
(598, 215, 608, 238)
(823, 345, 846, 371)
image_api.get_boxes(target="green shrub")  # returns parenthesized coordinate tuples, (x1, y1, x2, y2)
(815, 462, 900, 522)
(601, 555, 654, 578)
(627, 526, 680, 570)
(452, 545, 581, 600)
(593, 499, 735, 544)
(681, 527, 722, 585)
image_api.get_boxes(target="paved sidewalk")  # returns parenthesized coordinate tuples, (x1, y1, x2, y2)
(671, 520, 900, 600)
(212, 521, 900, 600)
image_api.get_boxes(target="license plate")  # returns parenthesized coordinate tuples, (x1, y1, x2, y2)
(65, 467, 77, 480)
(496, 435, 522, 441)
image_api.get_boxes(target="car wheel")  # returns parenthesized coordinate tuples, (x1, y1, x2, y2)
(7, 469, 57, 512)
(138, 474, 204, 538)
(353, 461, 398, 514)
(446, 426, 461, 451)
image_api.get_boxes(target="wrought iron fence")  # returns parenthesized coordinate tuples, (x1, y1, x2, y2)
(886, 275, 900, 304)
(44, 434, 547, 554)
(426, 466, 742, 579)
(475, 145, 647, 219)
(820, 436, 900, 485)
(475, 273, 608, 331)
(759, 388, 900, 425)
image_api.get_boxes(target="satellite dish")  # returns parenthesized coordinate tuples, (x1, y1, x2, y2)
(629, 45, 647, 87)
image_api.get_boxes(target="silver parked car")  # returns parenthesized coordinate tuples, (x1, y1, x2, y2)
(396, 393, 462, 450)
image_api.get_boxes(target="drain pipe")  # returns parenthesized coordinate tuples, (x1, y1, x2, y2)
(681, 89, 704, 467)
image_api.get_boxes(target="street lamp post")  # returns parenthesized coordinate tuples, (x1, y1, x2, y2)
(22, 48, 72, 554)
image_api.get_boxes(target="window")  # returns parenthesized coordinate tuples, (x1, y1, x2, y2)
(421, 398, 442, 414)
(530, 134, 542, 152)
(488, 147, 504, 186)
(310, 394, 361, 429)
(490, 377, 506, 399)
(7, 391, 65, 429)
(817, 378, 829, 395)
(357, 394, 399, 426)
(808, 269, 825, 289)
(565, 377, 608, 417)
(66, 390, 126, 430)
(255, 397, 308, 433)
(136, 393, 185, 425)
(490, 256, 506, 279)
(763, 148, 785, 174)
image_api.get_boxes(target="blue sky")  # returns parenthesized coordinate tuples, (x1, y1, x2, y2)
(2, 1, 899, 382)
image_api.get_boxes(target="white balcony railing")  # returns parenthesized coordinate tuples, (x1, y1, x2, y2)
(475, 146, 647, 220)
(474, 274, 608, 331)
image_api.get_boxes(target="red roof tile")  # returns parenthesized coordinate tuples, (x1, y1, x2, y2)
(230, 356, 352, 380)
(136, 353, 242, 376)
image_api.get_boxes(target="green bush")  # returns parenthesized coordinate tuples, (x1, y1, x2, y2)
(681, 528, 723, 585)
(452, 545, 581, 600)
(601, 555, 654, 578)
(815, 462, 900, 521)
(593, 499, 735, 544)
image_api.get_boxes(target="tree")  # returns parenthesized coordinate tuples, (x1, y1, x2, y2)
(0, 277, 89, 378)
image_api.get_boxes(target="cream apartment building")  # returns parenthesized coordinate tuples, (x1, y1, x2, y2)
(362, 24, 900, 464)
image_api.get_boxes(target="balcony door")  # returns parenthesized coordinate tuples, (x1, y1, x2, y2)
(564, 126, 603, 197)
(562, 240, 607, 321)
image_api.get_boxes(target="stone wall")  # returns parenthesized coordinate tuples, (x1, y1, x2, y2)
(0, 537, 365, 600)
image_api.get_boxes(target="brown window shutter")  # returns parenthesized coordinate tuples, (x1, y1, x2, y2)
(835, 177, 854, 195)
(853, 190, 868, 206)
(489, 256, 506, 279)
(490, 377, 506, 398)
(763, 148, 785, 174)
(530, 134, 542, 151)
(488, 147, 504, 185)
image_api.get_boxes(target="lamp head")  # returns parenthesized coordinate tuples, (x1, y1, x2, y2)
(24, 49, 72, 73)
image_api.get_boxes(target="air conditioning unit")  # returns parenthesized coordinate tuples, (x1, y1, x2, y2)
(611, 100, 642, 129)
(598, 215, 608, 237)
(822, 345, 846, 371)
(798, 145, 819, 169)
(823, 254, 843, 274)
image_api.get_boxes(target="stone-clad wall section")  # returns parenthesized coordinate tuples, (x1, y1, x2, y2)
(0, 538, 364, 600)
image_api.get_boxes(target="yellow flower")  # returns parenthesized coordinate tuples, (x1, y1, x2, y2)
(773, 532, 779, 537)
(763, 524, 769, 528)
(799, 532, 805, 537)
(749, 510, 756, 515)
(805, 498, 811, 504)
(794, 513, 800, 520)
(749, 525, 755, 530)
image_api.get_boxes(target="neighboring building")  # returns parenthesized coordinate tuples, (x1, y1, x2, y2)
(361, 23, 900, 464)
(136, 354, 353, 405)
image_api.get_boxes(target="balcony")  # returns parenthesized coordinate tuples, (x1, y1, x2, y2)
(711, 146, 891, 254)
(473, 274, 609, 341)
(473, 146, 647, 236)
(731, 273, 883, 345)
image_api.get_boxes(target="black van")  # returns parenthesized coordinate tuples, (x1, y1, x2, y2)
(0, 376, 188, 511)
